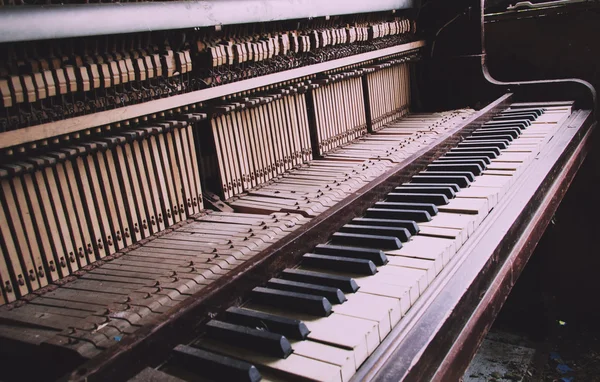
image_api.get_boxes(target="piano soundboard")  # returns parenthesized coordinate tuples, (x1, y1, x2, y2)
(0, 1, 594, 381)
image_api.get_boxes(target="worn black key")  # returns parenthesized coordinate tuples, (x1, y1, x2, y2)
(493, 114, 536, 122)
(315, 244, 389, 265)
(401, 181, 462, 191)
(251, 287, 333, 317)
(302, 253, 377, 275)
(463, 134, 514, 142)
(386, 192, 449, 205)
(205, 320, 293, 358)
(462, 136, 511, 146)
(394, 186, 456, 198)
(436, 156, 491, 165)
(457, 141, 508, 150)
(172, 345, 261, 382)
(501, 107, 543, 113)
(499, 107, 543, 116)
(420, 171, 475, 182)
(450, 146, 501, 156)
(499, 114, 537, 121)
(374, 201, 438, 216)
(340, 224, 412, 242)
(280, 269, 359, 293)
(329, 232, 400, 250)
(351, 217, 419, 235)
(477, 125, 522, 134)
(365, 208, 432, 222)
(481, 121, 531, 130)
(426, 163, 482, 176)
(443, 151, 498, 160)
(497, 113, 537, 120)
(411, 174, 470, 188)
(266, 278, 346, 304)
(484, 120, 530, 128)
(223, 307, 310, 340)
(472, 129, 519, 139)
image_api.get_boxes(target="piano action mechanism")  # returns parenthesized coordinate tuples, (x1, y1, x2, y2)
(0, 0, 595, 381)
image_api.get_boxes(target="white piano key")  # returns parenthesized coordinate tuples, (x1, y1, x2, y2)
(351, 282, 411, 314)
(418, 226, 467, 246)
(454, 186, 499, 210)
(437, 197, 489, 225)
(200, 340, 345, 382)
(387, 256, 437, 285)
(245, 303, 378, 367)
(290, 340, 356, 382)
(333, 292, 402, 340)
(469, 174, 512, 196)
(419, 212, 476, 238)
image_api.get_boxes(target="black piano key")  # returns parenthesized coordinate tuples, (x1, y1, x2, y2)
(280, 269, 358, 293)
(366, 208, 432, 222)
(495, 115, 536, 123)
(393, 186, 456, 198)
(172, 345, 261, 382)
(330, 232, 401, 250)
(461, 134, 515, 146)
(426, 163, 482, 176)
(223, 307, 310, 340)
(472, 129, 519, 139)
(477, 125, 523, 134)
(462, 136, 512, 146)
(266, 278, 346, 304)
(499, 108, 544, 116)
(420, 171, 475, 182)
(205, 320, 293, 358)
(315, 244, 389, 265)
(436, 156, 491, 165)
(340, 224, 412, 242)
(386, 192, 449, 205)
(351, 217, 420, 235)
(443, 151, 499, 160)
(498, 109, 539, 114)
(457, 141, 508, 150)
(450, 146, 501, 156)
(400, 182, 462, 191)
(484, 119, 528, 127)
(463, 134, 514, 142)
(374, 201, 438, 216)
(251, 287, 333, 317)
(484, 120, 530, 128)
(411, 175, 470, 188)
(493, 114, 536, 122)
(302, 253, 377, 276)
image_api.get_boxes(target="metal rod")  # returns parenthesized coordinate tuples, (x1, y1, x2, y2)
(0, 0, 417, 43)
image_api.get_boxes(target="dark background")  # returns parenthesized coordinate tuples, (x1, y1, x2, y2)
(484, 2, 600, 335)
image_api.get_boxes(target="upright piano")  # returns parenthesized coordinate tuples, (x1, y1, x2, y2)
(0, 0, 595, 381)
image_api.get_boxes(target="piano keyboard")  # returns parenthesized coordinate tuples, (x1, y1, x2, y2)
(141, 104, 574, 382)
(0, 103, 472, 358)
(0, 106, 470, 357)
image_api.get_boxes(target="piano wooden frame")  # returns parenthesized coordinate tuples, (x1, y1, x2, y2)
(0, 0, 596, 381)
